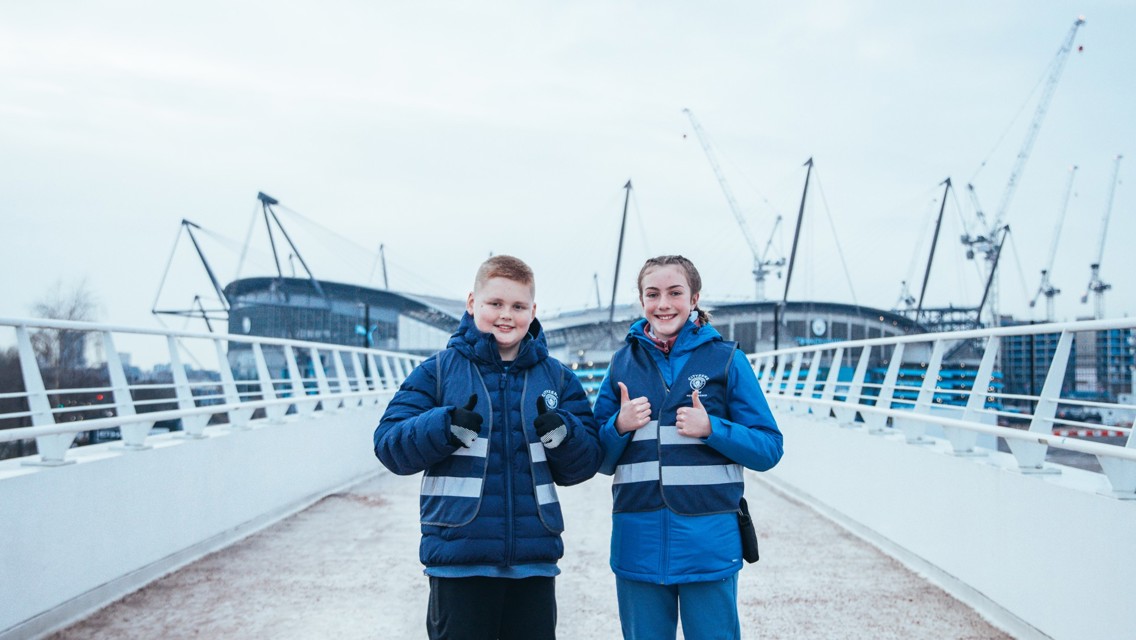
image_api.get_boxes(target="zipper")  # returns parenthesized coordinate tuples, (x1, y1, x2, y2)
(501, 369, 514, 565)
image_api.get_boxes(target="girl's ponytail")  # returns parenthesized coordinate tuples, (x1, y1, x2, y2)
(694, 306, 712, 326)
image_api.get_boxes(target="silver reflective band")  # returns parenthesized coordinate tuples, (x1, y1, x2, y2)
(421, 475, 483, 498)
(535, 483, 559, 505)
(613, 460, 660, 484)
(452, 438, 488, 458)
(661, 464, 743, 486)
(529, 442, 547, 463)
(631, 420, 659, 442)
(659, 426, 702, 445)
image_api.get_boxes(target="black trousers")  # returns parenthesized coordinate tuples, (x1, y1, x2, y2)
(427, 575, 556, 640)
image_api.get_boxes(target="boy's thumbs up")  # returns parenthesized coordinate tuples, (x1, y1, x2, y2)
(691, 389, 704, 409)
(448, 393, 482, 448)
(618, 381, 631, 404)
(534, 395, 567, 448)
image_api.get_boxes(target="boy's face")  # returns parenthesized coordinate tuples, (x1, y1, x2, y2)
(466, 277, 536, 360)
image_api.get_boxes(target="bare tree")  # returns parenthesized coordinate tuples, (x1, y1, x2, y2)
(30, 279, 99, 370)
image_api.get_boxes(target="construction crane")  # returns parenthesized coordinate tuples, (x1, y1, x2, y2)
(1029, 165, 1078, 321)
(682, 108, 784, 300)
(1082, 154, 1123, 319)
(961, 16, 1085, 324)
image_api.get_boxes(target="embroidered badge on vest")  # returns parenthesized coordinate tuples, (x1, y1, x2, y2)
(540, 389, 559, 410)
(688, 374, 709, 391)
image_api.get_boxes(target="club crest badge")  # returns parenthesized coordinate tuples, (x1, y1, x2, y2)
(688, 374, 709, 391)
(541, 390, 559, 410)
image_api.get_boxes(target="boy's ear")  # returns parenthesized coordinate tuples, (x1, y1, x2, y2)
(466, 292, 475, 314)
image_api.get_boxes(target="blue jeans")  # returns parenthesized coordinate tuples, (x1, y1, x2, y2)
(616, 574, 741, 640)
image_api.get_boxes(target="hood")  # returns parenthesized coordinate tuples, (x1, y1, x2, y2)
(446, 312, 548, 370)
(625, 317, 723, 357)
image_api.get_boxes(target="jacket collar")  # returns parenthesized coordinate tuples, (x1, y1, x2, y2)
(626, 317, 722, 356)
(447, 312, 547, 370)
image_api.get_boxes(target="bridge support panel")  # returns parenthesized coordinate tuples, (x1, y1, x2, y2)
(0, 406, 386, 640)
(765, 413, 1136, 640)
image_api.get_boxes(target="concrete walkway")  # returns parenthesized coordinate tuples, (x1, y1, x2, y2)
(50, 470, 1012, 639)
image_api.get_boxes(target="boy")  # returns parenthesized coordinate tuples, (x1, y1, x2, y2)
(374, 255, 601, 640)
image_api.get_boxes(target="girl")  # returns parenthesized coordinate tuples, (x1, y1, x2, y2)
(593, 255, 783, 640)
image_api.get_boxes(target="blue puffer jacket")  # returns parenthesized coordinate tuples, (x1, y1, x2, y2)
(594, 319, 783, 584)
(374, 313, 601, 574)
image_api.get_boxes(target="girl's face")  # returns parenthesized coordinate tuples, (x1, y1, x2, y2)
(639, 264, 698, 341)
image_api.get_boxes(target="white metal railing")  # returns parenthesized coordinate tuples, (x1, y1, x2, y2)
(750, 317, 1136, 499)
(0, 317, 427, 466)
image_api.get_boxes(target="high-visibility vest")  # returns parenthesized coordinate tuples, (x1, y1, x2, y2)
(608, 339, 742, 516)
(420, 348, 565, 533)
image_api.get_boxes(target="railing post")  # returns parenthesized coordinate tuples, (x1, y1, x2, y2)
(103, 331, 154, 449)
(783, 352, 804, 414)
(168, 336, 209, 438)
(1010, 331, 1072, 474)
(379, 355, 396, 391)
(950, 336, 997, 456)
(394, 357, 411, 386)
(350, 352, 375, 405)
(834, 345, 870, 427)
(332, 350, 360, 409)
(799, 349, 822, 417)
(366, 353, 383, 396)
(818, 346, 845, 417)
(866, 343, 905, 435)
(284, 345, 318, 416)
(16, 326, 76, 466)
(253, 343, 286, 423)
(770, 356, 788, 400)
(215, 339, 253, 429)
(310, 347, 335, 412)
(897, 339, 943, 445)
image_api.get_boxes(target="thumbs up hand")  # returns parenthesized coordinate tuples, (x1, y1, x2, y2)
(615, 381, 652, 435)
(676, 389, 711, 438)
(448, 394, 482, 448)
(534, 395, 569, 449)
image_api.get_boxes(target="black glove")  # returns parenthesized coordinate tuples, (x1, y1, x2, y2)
(534, 396, 568, 449)
(448, 394, 482, 448)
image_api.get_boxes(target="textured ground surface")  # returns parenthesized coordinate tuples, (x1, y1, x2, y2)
(51, 470, 1012, 639)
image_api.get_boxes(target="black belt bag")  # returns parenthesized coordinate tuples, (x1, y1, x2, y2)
(737, 497, 759, 563)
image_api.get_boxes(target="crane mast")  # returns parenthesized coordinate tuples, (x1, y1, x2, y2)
(682, 108, 784, 300)
(1082, 154, 1123, 319)
(1030, 165, 1078, 321)
(962, 16, 1085, 325)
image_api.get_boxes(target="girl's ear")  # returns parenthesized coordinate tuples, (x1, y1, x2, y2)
(691, 292, 700, 308)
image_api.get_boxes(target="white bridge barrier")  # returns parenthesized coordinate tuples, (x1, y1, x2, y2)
(0, 318, 424, 640)
(3, 317, 1136, 639)
(754, 317, 1136, 640)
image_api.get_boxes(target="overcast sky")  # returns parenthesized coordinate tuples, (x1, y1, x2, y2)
(2, 1, 1133, 363)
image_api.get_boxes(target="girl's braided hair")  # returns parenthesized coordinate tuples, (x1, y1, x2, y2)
(636, 255, 712, 325)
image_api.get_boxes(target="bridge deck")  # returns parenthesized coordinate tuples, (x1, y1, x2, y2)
(48, 470, 1011, 639)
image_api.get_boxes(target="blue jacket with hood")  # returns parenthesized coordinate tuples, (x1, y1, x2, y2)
(374, 313, 601, 577)
(594, 319, 783, 584)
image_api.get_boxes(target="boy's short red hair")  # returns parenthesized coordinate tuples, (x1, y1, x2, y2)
(474, 255, 536, 296)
